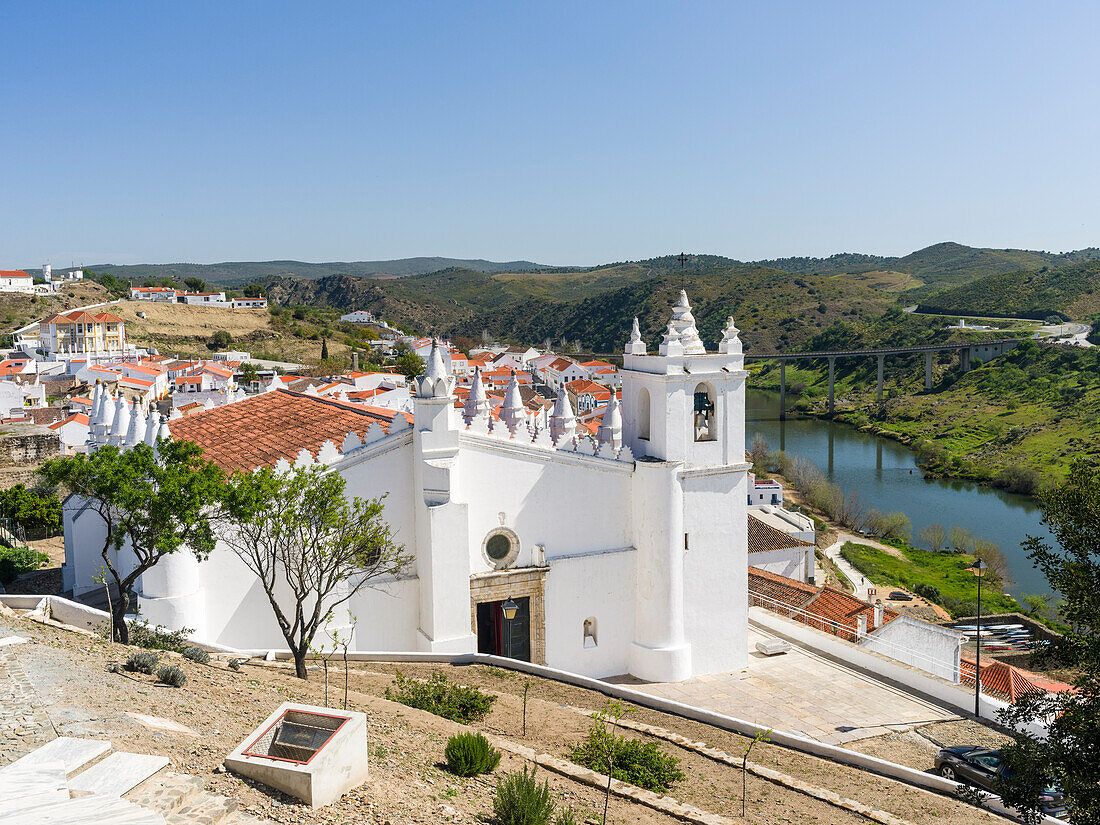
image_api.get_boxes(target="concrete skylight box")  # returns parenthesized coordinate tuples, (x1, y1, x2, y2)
(226, 702, 368, 808)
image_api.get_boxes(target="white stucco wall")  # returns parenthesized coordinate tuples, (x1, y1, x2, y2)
(747, 547, 811, 583)
(861, 615, 964, 683)
(544, 549, 636, 678)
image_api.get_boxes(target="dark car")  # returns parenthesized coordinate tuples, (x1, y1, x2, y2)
(935, 747, 1066, 818)
(887, 590, 912, 601)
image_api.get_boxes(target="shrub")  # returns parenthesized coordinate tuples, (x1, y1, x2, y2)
(493, 766, 554, 825)
(445, 732, 501, 777)
(0, 484, 62, 534)
(127, 619, 195, 653)
(125, 650, 160, 674)
(0, 546, 49, 585)
(182, 646, 211, 665)
(228, 658, 243, 671)
(157, 664, 187, 687)
(555, 809, 578, 825)
(384, 671, 495, 724)
(914, 583, 943, 603)
(568, 723, 684, 793)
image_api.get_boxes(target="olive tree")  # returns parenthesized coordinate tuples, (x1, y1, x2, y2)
(996, 459, 1100, 823)
(219, 465, 409, 679)
(39, 441, 226, 644)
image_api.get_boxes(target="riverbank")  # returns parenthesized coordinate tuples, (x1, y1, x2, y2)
(748, 339, 1100, 494)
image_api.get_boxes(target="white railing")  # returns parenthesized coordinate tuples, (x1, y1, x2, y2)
(748, 589, 956, 678)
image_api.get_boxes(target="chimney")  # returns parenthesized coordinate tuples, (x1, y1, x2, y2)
(856, 614, 867, 637)
(873, 602, 884, 630)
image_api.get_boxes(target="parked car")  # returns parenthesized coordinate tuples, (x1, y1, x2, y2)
(887, 590, 912, 601)
(934, 747, 1066, 818)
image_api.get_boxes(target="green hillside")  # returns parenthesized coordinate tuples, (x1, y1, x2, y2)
(917, 259, 1100, 321)
(79, 257, 560, 287)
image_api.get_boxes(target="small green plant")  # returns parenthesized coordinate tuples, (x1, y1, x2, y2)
(741, 728, 772, 818)
(0, 545, 49, 585)
(568, 703, 684, 795)
(125, 650, 159, 674)
(555, 808, 578, 825)
(181, 646, 211, 664)
(384, 671, 495, 724)
(157, 664, 187, 687)
(228, 658, 244, 672)
(125, 618, 196, 653)
(445, 732, 501, 777)
(493, 765, 554, 825)
(373, 744, 389, 761)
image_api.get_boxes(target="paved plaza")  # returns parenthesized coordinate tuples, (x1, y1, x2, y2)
(624, 626, 961, 745)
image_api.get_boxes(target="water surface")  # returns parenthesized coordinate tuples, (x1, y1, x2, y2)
(744, 390, 1055, 597)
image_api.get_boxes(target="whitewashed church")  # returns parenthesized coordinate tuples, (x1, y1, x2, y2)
(62, 292, 749, 682)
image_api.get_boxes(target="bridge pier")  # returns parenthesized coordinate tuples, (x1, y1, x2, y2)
(960, 347, 971, 372)
(876, 354, 885, 401)
(779, 360, 786, 421)
(828, 357, 836, 414)
(925, 352, 933, 390)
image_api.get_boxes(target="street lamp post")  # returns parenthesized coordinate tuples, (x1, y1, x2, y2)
(501, 598, 519, 660)
(970, 559, 988, 718)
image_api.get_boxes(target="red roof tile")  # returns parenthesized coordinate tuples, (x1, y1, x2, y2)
(747, 514, 813, 553)
(167, 389, 409, 472)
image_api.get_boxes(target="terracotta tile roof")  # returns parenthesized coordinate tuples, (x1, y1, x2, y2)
(28, 407, 68, 425)
(167, 388, 410, 472)
(747, 513, 813, 553)
(0, 270, 31, 278)
(47, 413, 88, 430)
(960, 656, 1074, 699)
(747, 567, 819, 608)
(565, 379, 611, 397)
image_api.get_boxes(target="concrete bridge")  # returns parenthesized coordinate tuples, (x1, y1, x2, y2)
(745, 338, 1021, 417)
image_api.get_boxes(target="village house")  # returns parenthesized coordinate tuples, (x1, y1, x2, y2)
(39, 310, 129, 359)
(62, 292, 751, 683)
(0, 270, 35, 293)
(130, 286, 178, 301)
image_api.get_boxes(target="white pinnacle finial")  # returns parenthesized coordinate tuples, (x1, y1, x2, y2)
(144, 407, 160, 446)
(123, 401, 145, 447)
(596, 392, 623, 450)
(463, 366, 489, 424)
(669, 290, 705, 354)
(624, 316, 647, 355)
(719, 315, 743, 356)
(90, 381, 102, 422)
(264, 373, 282, 393)
(549, 384, 577, 446)
(109, 396, 129, 446)
(415, 339, 454, 399)
(500, 373, 526, 434)
(157, 413, 172, 444)
(659, 321, 684, 357)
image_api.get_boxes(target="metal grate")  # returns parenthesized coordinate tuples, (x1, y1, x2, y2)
(242, 710, 349, 765)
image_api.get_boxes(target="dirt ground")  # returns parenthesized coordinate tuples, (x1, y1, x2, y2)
(112, 300, 349, 363)
(0, 612, 1017, 825)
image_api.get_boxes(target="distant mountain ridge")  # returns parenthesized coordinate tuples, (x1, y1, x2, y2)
(80, 257, 562, 286)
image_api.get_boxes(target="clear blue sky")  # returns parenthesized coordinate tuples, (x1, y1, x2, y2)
(3, 1, 1099, 269)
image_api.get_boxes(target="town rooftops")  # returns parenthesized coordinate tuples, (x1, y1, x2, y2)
(749, 567, 899, 640)
(747, 513, 813, 553)
(47, 412, 89, 430)
(0, 270, 32, 279)
(167, 388, 412, 472)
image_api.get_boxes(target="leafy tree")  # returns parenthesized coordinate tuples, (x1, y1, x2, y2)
(219, 465, 409, 679)
(239, 362, 259, 386)
(184, 277, 207, 293)
(996, 459, 1100, 824)
(208, 329, 233, 351)
(243, 283, 266, 298)
(392, 342, 425, 379)
(0, 484, 62, 534)
(38, 442, 226, 644)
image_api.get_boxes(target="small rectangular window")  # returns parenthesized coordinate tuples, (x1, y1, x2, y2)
(684, 533, 689, 551)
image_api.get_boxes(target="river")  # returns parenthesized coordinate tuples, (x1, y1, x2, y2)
(744, 389, 1056, 597)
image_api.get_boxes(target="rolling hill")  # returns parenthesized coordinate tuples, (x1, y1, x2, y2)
(916, 259, 1100, 321)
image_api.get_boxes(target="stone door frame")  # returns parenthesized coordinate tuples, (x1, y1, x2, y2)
(469, 567, 547, 665)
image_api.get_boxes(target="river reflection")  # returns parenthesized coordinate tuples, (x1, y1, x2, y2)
(745, 390, 1054, 596)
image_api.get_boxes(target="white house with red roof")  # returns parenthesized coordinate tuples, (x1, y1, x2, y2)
(130, 286, 177, 301)
(0, 270, 34, 293)
(62, 292, 750, 684)
(47, 412, 91, 455)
